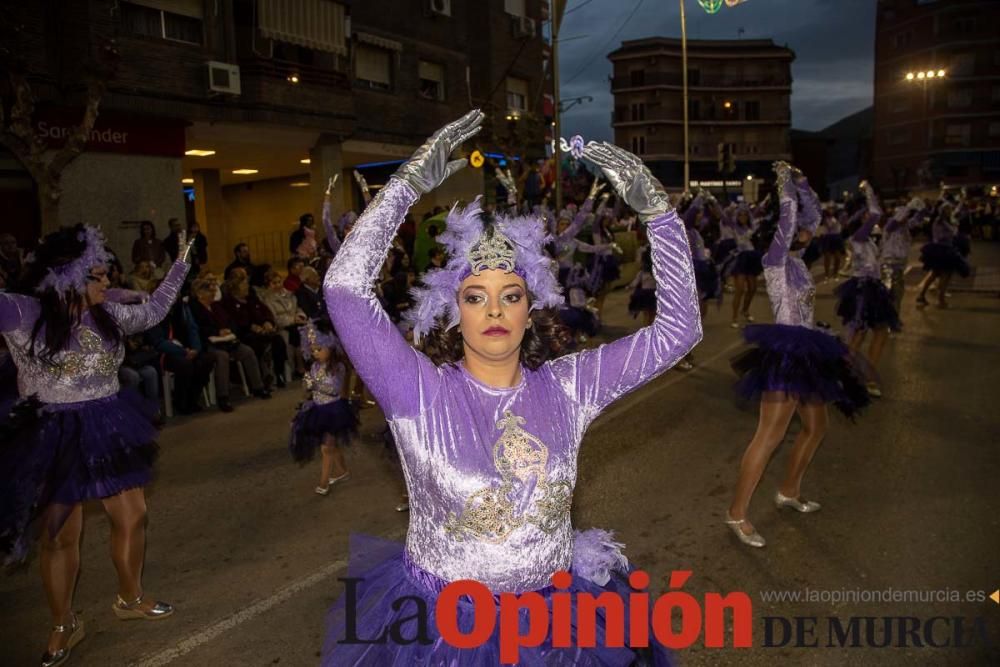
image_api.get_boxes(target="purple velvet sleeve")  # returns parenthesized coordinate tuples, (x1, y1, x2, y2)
(548, 209, 702, 426)
(763, 196, 797, 268)
(796, 182, 820, 232)
(103, 259, 190, 334)
(323, 199, 341, 255)
(557, 198, 594, 243)
(0, 292, 39, 333)
(323, 179, 440, 418)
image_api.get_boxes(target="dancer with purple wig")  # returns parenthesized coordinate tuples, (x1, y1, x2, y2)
(321, 111, 701, 664)
(726, 163, 870, 548)
(833, 182, 900, 397)
(0, 224, 194, 666)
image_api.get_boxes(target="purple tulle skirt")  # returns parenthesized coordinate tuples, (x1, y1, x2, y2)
(0, 389, 158, 564)
(559, 306, 601, 337)
(712, 238, 737, 265)
(628, 287, 656, 318)
(819, 232, 845, 254)
(834, 277, 902, 331)
(729, 250, 763, 277)
(589, 254, 622, 292)
(693, 259, 720, 302)
(289, 398, 359, 462)
(919, 242, 970, 278)
(731, 324, 870, 418)
(323, 533, 674, 666)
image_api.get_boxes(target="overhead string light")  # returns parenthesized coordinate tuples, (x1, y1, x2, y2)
(697, 0, 723, 13)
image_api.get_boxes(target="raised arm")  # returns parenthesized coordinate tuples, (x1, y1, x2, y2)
(763, 163, 798, 268)
(795, 176, 821, 233)
(105, 259, 190, 334)
(549, 143, 701, 425)
(852, 182, 881, 242)
(324, 111, 483, 418)
(0, 292, 39, 334)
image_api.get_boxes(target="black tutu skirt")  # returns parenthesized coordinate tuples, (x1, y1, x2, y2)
(819, 232, 846, 254)
(289, 398, 359, 462)
(0, 389, 159, 564)
(559, 306, 600, 337)
(730, 324, 870, 418)
(953, 234, 971, 258)
(590, 254, 622, 291)
(730, 249, 763, 277)
(712, 238, 737, 264)
(919, 242, 970, 277)
(693, 258, 721, 301)
(628, 286, 656, 318)
(834, 277, 902, 332)
(802, 238, 822, 268)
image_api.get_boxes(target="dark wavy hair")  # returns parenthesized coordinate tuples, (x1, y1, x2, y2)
(20, 224, 122, 363)
(420, 307, 570, 371)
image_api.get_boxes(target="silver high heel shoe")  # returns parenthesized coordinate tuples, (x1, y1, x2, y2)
(775, 492, 821, 513)
(724, 515, 766, 548)
(40, 614, 85, 667)
(112, 593, 174, 621)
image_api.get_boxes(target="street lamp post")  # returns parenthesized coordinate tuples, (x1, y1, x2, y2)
(680, 0, 690, 191)
(903, 68, 946, 195)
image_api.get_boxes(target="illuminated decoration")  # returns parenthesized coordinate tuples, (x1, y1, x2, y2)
(558, 134, 586, 160)
(724, 0, 749, 6)
(469, 150, 485, 169)
(697, 0, 723, 13)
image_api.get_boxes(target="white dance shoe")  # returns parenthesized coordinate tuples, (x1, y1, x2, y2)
(724, 515, 766, 548)
(774, 492, 821, 513)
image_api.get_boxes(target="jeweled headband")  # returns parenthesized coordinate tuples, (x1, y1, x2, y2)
(299, 320, 342, 360)
(31, 225, 113, 295)
(405, 197, 564, 344)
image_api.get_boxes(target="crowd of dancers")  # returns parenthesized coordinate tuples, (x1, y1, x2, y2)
(0, 110, 987, 665)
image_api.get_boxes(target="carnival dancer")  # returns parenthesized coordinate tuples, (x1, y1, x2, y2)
(881, 197, 927, 318)
(0, 224, 194, 666)
(916, 199, 971, 309)
(289, 320, 358, 495)
(723, 201, 763, 328)
(552, 177, 613, 287)
(833, 182, 899, 397)
(683, 195, 722, 316)
(726, 164, 869, 548)
(321, 111, 700, 664)
(818, 207, 848, 281)
(585, 194, 623, 319)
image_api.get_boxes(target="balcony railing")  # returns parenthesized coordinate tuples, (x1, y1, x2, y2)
(612, 108, 791, 123)
(612, 72, 791, 90)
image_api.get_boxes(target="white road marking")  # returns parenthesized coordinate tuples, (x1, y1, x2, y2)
(130, 529, 406, 667)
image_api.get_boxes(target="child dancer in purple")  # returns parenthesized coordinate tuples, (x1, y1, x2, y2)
(833, 182, 900, 397)
(0, 224, 193, 666)
(727, 164, 869, 548)
(289, 320, 358, 495)
(321, 111, 700, 664)
(722, 203, 762, 328)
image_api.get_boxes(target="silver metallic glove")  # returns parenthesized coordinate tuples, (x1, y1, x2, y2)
(581, 141, 670, 222)
(177, 229, 197, 264)
(587, 176, 606, 201)
(391, 109, 484, 195)
(325, 174, 339, 196)
(773, 161, 795, 199)
(353, 170, 370, 200)
(495, 166, 517, 204)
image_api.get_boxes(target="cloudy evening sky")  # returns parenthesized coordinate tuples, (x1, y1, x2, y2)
(556, 0, 877, 141)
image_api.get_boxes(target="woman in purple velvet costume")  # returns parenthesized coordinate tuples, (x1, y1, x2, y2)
(833, 182, 900, 397)
(0, 224, 193, 666)
(321, 111, 701, 664)
(721, 203, 762, 328)
(726, 164, 870, 549)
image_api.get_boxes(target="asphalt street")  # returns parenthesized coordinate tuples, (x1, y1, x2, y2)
(1, 243, 998, 666)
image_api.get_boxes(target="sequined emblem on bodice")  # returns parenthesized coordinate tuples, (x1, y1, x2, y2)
(42, 327, 118, 379)
(799, 286, 816, 312)
(444, 411, 572, 543)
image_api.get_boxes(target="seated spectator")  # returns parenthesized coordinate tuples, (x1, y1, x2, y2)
(118, 333, 162, 422)
(259, 269, 308, 377)
(284, 256, 305, 292)
(146, 306, 215, 415)
(225, 243, 255, 281)
(189, 279, 271, 408)
(129, 260, 158, 293)
(215, 276, 289, 388)
(295, 266, 323, 319)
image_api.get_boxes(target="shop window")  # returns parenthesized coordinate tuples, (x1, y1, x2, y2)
(356, 45, 392, 91)
(945, 124, 970, 147)
(121, 1, 203, 45)
(418, 61, 445, 101)
(506, 77, 528, 111)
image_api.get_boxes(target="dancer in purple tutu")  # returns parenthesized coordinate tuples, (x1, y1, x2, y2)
(726, 164, 870, 549)
(818, 207, 849, 282)
(0, 224, 193, 666)
(881, 197, 928, 318)
(722, 201, 763, 328)
(289, 320, 358, 495)
(833, 182, 900, 397)
(321, 111, 700, 664)
(916, 199, 970, 309)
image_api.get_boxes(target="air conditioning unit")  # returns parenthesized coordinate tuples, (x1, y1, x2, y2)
(429, 0, 451, 17)
(207, 61, 241, 95)
(514, 16, 536, 38)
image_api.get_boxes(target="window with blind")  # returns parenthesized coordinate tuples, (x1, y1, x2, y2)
(120, 0, 203, 44)
(418, 61, 445, 101)
(356, 45, 392, 91)
(506, 77, 528, 111)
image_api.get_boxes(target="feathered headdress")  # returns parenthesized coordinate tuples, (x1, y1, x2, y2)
(299, 319, 342, 360)
(31, 225, 113, 295)
(404, 197, 563, 344)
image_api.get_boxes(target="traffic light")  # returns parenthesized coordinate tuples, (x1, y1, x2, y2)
(717, 142, 726, 172)
(717, 143, 736, 174)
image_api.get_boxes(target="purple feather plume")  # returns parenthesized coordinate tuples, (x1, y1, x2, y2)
(572, 528, 629, 586)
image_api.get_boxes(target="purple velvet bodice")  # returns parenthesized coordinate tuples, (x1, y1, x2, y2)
(0, 260, 189, 404)
(323, 178, 701, 592)
(762, 193, 815, 327)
